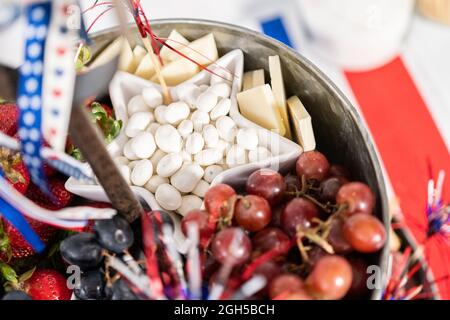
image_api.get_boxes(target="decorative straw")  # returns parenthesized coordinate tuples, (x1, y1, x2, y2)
(162, 224, 189, 299)
(186, 222, 202, 300)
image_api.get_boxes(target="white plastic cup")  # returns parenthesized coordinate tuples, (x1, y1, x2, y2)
(297, 0, 414, 71)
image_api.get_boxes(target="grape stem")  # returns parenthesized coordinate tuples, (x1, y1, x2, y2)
(286, 175, 333, 213)
(217, 195, 238, 231)
(294, 204, 349, 262)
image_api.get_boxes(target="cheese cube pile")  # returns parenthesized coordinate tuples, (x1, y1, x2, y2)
(237, 55, 316, 151)
(112, 30, 219, 86)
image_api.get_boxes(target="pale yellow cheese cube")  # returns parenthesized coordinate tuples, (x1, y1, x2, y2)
(151, 59, 199, 86)
(160, 30, 190, 63)
(287, 96, 316, 151)
(90, 37, 134, 72)
(132, 45, 147, 72)
(135, 53, 161, 79)
(242, 69, 265, 91)
(179, 33, 218, 66)
(237, 84, 286, 136)
(269, 55, 292, 139)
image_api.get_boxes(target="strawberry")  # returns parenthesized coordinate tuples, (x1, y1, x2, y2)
(40, 140, 57, 178)
(26, 177, 73, 210)
(43, 162, 57, 177)
(0, 217, 56, 261)
(24, 268, 72, 300)
(0, 102, 19, 137)
(1, 267, 72, 300)
(0, 148, 30, 194)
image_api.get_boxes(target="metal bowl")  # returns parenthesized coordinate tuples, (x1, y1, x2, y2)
(90, 19, 390, 299)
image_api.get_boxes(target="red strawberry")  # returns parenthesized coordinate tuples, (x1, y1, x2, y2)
(26, 177, 73, 210)
(0, 148, 30, 194)
(0, 217, 56, 261)
(23, 269, 72, 300)
(41, 141, 57, 177)
(0, 102, 19, 137)
(42, 162, 57, 177)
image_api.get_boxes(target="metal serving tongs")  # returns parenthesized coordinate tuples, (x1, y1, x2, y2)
(69, 0, 145, 222)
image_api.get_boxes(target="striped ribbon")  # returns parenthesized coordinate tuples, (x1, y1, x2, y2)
(17, 1, 52, 195)
(0, 165, 45, 252)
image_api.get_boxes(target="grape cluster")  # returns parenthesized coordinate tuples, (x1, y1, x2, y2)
(181, 150, 387, 300)
(59, 215, 138, 300)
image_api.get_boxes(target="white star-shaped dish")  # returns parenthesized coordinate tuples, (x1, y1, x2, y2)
(66, 49, 302, 252)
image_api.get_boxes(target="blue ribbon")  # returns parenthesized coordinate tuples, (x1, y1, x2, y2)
(0, 166, 45, 253)
(17, 2, 53, 196)
(0, 197, 45, 253)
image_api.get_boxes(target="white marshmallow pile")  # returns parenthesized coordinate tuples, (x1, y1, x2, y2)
(113, 77, 273, 215)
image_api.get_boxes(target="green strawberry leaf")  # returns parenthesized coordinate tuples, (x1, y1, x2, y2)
(105, 119, 123, 144)
(18, 267, 35, 283)
(90, 102, 122, 144)
(91, 102, 108, 123)
(67, 143, 83, 161)
(68, 102, 122, 161)
(75, 44, 92, 71)
(0, 262, 18, 285)
(47, 240, 61, 259)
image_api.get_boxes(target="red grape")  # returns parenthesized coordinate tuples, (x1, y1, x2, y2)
(204, 184, 236, 220)
(281, 290, 314, 300)
(326, 218, 352, 254)
(246, 169, 286, 205)
(320, 176, 348, 203)
(253, 260, 283, 284)
(307, 246, 330, 267)
(234, 195, 272, 232)
(252, 227, 290, 253)
(269, 203, 285, 228)
(306, 255, 352, 300)
(211, 228, 252, 266)
(329, 164, 350, 179)
(285, 173, 301, 197)
(336, 182, 375, 215)
(295, 151, 330, 182)
(342, 213, 386, 253)
(268, 274, 304, 299)
(346, 258, 370, 298)
(281, 198, 319, 236)
(181, 209, 209, 238)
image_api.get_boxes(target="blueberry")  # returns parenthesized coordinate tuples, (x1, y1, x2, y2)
(110, 278, 139, 300)
(2, 290, 32, 300)
(94, 215, 134, 253)
(60, 233, 103, 269)
(74, 270, 106, 300)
